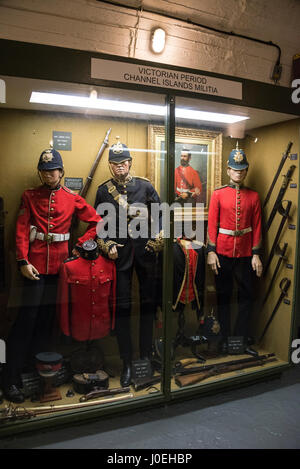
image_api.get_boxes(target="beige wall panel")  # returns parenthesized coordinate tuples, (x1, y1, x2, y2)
(245, 118, 300, 361)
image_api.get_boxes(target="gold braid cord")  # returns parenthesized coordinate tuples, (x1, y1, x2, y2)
(97, 239, 118, 255)
(145, 230, 164, 253)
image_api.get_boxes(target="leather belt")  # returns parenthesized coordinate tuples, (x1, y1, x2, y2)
(35, 231, 70, 243)
(219, 227, 252, 237)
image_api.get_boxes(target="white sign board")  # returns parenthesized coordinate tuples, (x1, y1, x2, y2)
(91, 58, 242, 100)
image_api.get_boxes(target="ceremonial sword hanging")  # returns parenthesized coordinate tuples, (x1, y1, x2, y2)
(258, 277, 291, 344)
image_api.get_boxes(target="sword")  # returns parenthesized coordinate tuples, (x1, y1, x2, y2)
(258, 277, 291, 344)
(263, 200, 292, 276)
(265, 165, 296, 232)
(261, 242, 288, 306)
(263, 141, 293, 209)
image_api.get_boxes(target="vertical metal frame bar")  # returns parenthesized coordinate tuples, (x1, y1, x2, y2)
(161, 95, 176, 397)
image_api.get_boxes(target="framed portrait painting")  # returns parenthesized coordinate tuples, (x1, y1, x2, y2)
(147, 125, 222, 220)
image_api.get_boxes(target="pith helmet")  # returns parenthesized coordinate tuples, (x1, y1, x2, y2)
(227, 142, 249, 170)
(38, 149, 64, 171)
(109, 141, 132, 164)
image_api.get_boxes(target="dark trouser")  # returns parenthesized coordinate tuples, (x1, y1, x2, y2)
(2, 275, 58, 387)
(115, 254, 157, 361)
(214, 255, 255, 342)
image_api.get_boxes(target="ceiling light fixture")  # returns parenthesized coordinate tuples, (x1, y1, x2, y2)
(151, 28, 166, 53)
(30, 91, 249, 124)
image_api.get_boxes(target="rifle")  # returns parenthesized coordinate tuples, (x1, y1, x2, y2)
(79, 128, 111, 199)
(175, 356, 277, 387)
(132, 353, 275, 391)
(263, 141, 293, 208)
(69, 128, 111, 249)
(265, 165, 296, 232)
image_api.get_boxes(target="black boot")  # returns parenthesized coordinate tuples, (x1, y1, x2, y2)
(4, 385, 25, 404)
(120, 360, 132, 388)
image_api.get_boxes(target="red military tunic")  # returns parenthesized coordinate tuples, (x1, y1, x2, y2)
(16, 185, 102, 274)
(57, 255, 116, 341)
(175, 165, 202, 197)
(207, 184, 262, 258)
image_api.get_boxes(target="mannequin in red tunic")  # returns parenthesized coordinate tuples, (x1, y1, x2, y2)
(2, 149, 114, 403)
(207, 145, 262, 356)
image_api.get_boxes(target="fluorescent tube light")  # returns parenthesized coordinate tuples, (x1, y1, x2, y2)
(30, 91, 249, 124)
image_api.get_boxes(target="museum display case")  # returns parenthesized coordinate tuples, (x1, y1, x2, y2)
(0, 39, 299, 435)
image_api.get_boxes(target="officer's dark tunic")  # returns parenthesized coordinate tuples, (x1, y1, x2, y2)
(95, 176, 161, 360)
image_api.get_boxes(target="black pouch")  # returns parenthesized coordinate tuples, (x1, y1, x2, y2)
(72, 370, 109, 394)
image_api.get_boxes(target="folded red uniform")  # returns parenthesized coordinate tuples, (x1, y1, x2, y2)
(57, 255, 116, 341)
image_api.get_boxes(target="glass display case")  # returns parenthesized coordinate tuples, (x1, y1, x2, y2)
(0, 39, 299, 435)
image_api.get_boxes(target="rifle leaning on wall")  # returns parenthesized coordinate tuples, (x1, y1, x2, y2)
(69, 128, 111, 249)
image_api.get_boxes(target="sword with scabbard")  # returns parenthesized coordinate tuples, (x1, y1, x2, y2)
(265, 165, 296, 232)
(263, 200, 292, 276)
(261, 242, 288, 306)
(258, 277, 291, 344)
(263, 141, 293, 209)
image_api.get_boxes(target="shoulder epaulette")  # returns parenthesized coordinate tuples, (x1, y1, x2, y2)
(98, 179, 112, 188)
(62, 186, 76, 195)
(63, 256, 78, 263)
(135, 176, 150, 182)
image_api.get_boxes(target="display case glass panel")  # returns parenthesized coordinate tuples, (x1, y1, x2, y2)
(170, 95, 299, 393)
(0, 76, 168, 424)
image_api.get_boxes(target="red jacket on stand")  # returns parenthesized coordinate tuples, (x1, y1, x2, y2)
(57, 255, 116, 341)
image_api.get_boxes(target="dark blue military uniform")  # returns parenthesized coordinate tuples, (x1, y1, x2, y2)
(95, 172, 162, 363)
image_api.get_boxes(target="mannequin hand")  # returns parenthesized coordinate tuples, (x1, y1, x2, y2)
(252, 254, 263, 277)
(180, 193, 189, 199)
(207, 251, 220, 275)
(20, 264, 40, 280)
(108, 244, 124, 260)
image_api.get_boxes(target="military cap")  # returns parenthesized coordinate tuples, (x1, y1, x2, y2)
(227, 144, 249, 170)
(38, 148, 64, 171)
(109, 141, 132, 164)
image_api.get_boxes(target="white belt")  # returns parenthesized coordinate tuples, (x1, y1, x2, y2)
(35, 231, 70, 243)
(219, 227, 252, 237)
(176, 187, 190, 193)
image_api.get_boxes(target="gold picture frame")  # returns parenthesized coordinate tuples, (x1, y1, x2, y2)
(147, 125, 223, 220)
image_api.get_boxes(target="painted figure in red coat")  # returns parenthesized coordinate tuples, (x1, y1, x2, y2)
(207, 145, 262, 356)
(2, 149, 113, 403)
(175, 149, 202, 204)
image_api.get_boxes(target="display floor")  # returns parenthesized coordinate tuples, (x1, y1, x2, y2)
(0, 347, 287, 424)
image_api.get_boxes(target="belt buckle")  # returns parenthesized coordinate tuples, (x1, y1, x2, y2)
(45, 233, 54, 244)
(235, 230, 242, 236)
